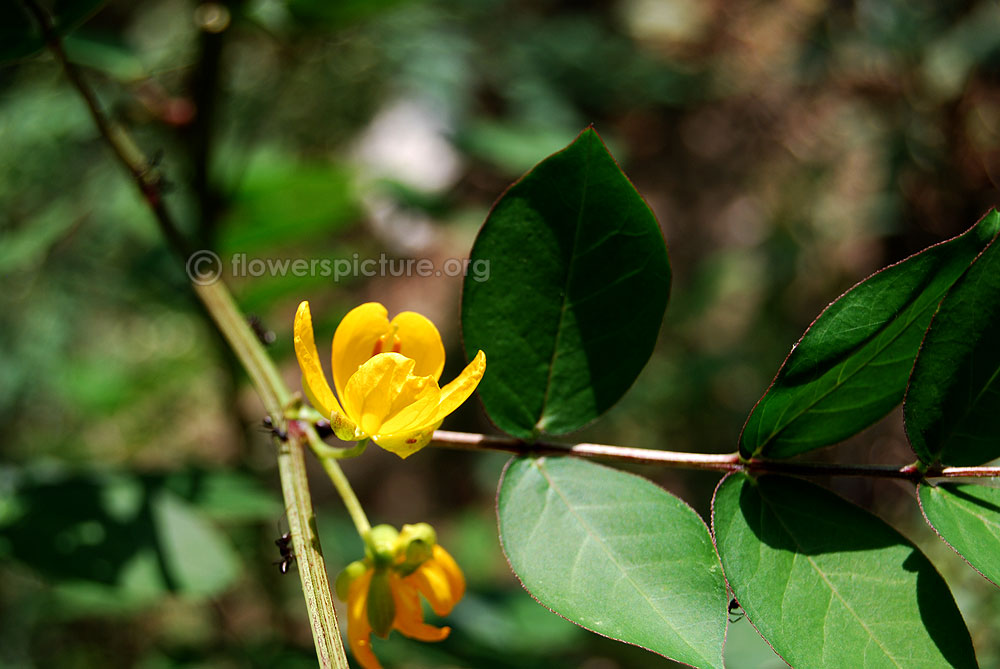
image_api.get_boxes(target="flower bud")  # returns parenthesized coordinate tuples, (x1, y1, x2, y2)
(365, 524, 400, 568)
(335, 559, 368, 601)
(395, 522, 437, 574)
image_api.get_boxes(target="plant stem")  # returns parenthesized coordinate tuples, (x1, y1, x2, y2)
(319, 453, 372, 538)
(22, 2, 349, 665)
(299, 422, 370, 537)
(20, 0, 192, 258)
(278, 432, 346, 668)
(432, 430, 740, 470)
(430, 430, 1000, 481)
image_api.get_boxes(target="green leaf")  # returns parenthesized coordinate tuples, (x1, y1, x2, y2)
(712, 473, 976, 668)
(149, 488, 241, 597)
(0, 0, 107, 63)
(919, 483, 1000, 587)
(904, 232, 1000, 465)
(741, 210, 1000, 459)
(219, 156, 360, 255)
(462, 128, 671, 439)
(497, 457, 726, 669)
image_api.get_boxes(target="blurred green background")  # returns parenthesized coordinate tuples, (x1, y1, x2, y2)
(3, 0, 1000, 667)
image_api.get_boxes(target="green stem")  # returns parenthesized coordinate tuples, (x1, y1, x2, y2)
(194, 282, 287, 413)
(319, 452, 372, 538)
(277, 432, 346, 668)
(301, 420, 369, 460)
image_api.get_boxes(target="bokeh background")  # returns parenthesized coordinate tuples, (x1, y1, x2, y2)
(4, 0, 1000, 667)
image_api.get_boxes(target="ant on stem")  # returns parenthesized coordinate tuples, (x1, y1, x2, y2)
(274, 531, 296, 574)
(261, 416, 287, 441)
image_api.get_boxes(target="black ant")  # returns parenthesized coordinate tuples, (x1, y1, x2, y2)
(314, 418, 333, 439)
(261, 416, 287, 441)
(262, 416, 332, 442)
(274, 531, 296, 574)
(728, 597, 745, 623)
(247, 315, 276, 346)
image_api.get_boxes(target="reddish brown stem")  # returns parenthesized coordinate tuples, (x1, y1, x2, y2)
(431, 430, 1000, 481)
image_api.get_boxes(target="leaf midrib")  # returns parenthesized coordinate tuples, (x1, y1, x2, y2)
(753, 286, 940, 454)
(536, 137, 593, 433)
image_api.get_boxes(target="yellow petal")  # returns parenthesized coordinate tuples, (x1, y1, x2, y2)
(397, 350, 486, 434)
(431, 544, 466, 604)
(371, 421, 442, 459)
(347, 569, 383, 669)
(341, 353, 437, 436)
(377, 350, 485, 435)
(293, 301, 344, 418)
(376, 387, 444, 435)
(390, 311, 446, 381)
(332, 303, 391, 399)
(409, 558, 457, 616)
(390, 576, 450, 642)
(437, 351, 485, 414)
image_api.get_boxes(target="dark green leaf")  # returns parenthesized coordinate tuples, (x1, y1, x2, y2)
(712, 473, 976, 668)
(919, 483, 1000, 587)
(463, 128, 670, 439)
(0, 468, 241, 603)
(905, 233, 1000, 465)
(497, 457, 726, 669)
(0, 0, 107, 63)
(741, 210, 1000, 459)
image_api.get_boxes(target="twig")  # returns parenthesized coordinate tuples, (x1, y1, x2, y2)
(20, 0, 191, 258)
(430, 431, 1000, 481)
(432, 430, 740, 470)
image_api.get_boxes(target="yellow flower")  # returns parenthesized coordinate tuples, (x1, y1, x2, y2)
(337, 524, 466, 669)
(293, 301, 486, 458)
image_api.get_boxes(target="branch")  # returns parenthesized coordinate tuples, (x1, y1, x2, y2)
(20, 0, 192, 258)
(21, 2, 348, 665)
(432, 430, 740, 470)
(430, 431, 1000, 481)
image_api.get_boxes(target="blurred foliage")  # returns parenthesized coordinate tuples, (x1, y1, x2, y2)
(3, 0, 1000, 667)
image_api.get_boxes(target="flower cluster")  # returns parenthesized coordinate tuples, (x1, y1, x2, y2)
(293, 301, 486, 458)
(337, 523, 465, 669)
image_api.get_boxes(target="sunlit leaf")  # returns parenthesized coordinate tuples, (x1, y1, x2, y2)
(498, 457, 726, 669)
(741, 209, 1000, 459)
(905, 232, 1000, 465)
(919, 483, 1000, 587)
(463, 127, 670, 439)
(712, 473, 976, 668)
